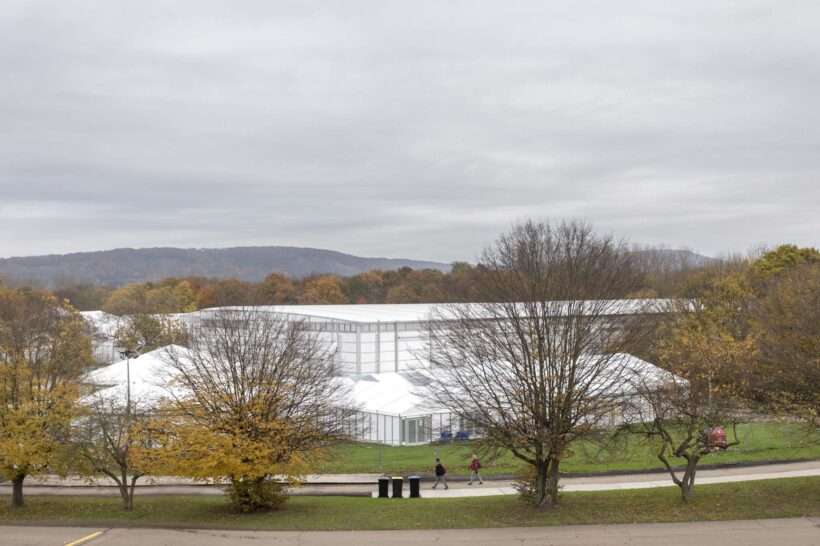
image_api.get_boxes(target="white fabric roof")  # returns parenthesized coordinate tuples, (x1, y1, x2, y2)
(339, 372, 442, 416)
(594, 352, 678, 393)
(82, 345, 442, 415)
(190, 304, 442, 324)
(80, 310, 121, 338)
(187, 299, 673, 325)
(82, 345, 188, 409)
(82, 343, 674, 415)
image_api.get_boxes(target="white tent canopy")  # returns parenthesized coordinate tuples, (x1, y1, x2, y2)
(81, 345, 189, 409)
(339, 372, 442, 417)
(83, 345, 672, 412)
(190, 299, 673, 325)
(81, 299, 677, 376)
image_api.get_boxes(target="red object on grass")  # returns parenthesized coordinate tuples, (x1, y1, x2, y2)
(708, 426, 728, 449)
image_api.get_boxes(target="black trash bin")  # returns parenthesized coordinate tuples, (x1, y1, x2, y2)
(409, 475, 421, 498)
(378, 477, 390, 498)
(391, 476, 403, 498)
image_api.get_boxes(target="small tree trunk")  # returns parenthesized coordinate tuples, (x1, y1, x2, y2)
(679, 457, 699, 503)
(546, 456, 561, 506)
(11, 474, 25, 508)
(118, 468, 134, 511)
(127, 475, 139, 512)
(534, 459, 549, 507)
(118, 484, 133, 511)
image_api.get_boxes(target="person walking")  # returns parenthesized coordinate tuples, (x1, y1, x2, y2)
(432, 458, 449, 489)
(468, 454, 483, 485)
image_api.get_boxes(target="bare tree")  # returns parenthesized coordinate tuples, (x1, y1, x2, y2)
(623, 371, 742, 502)
(153, 308, 351, 512)
(425, 220, 653, 507)
(73, 395, 149, 511)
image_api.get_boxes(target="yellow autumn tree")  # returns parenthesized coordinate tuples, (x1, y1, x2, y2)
(624, 274, 754, 502)
(103, 279, 199, 316)
(114, 313, 189, 354)
(748, 255, 820, 427)
(72, 395, 154, 512)
(135, 404, 311, 511)
(135, 308, 351, 512)
(657, 272, 756, 399)
(0, 287, 92, 507)
(256, 272, 297, 304)
(298, 276, 347, 304)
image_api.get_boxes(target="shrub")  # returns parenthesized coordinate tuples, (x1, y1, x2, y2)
(226, 478, 288, 513)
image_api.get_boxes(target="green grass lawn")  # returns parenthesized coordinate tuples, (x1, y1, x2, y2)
(320, 422, 820, 476)
(1, 477, 818, 530)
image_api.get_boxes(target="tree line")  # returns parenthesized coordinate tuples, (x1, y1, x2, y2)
(51, 264, 484, 314)
(48, 247, 741, 315)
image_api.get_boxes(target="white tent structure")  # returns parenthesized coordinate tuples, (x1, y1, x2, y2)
(80, 301, 676, 444)
(83, 348, 673, 446)
(336, 371, 448, 444)
(81, 345, 188, 410)
(80, 310, 123, 364)
(338, 352, 676, 445)
(175, 300, 671, 376)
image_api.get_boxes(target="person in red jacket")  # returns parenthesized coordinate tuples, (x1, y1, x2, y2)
(468, 454, 483, 485)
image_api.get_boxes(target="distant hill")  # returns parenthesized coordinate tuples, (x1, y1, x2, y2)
(0, 246, 451, 287)
(630, 248, 718, 271)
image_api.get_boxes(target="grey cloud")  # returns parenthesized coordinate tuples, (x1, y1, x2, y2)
(1, 0, 818, 262)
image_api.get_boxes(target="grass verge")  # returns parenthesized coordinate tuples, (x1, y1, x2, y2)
(320, 422, 820, 476)
(1, 477, 818, 530)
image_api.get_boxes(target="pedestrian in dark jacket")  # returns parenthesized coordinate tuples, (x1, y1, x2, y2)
(468, 454, 483, 485)
(432, 458, 448, 489)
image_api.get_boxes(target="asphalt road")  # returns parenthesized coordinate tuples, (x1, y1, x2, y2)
(4, 519, 820, 546)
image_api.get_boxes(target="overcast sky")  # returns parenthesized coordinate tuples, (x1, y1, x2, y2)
(1, 1, 818, 262)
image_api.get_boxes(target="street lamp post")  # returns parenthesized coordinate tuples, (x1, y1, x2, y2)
(119, 349, 140, 418)
(116, 347, 141, 512)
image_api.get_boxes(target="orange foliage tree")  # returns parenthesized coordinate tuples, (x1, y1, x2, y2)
(0, 287, 92, 507)
(298, 276, 348, 304)
(624, 274, 754, 502)
(135, 308, 351, 512)
(747, 248, 820, 427)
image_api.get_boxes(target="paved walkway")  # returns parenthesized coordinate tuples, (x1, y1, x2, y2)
(3, 460, 817, 499)
(5, 518, 820, 545)
(414, 459, 820, 498)
(12, 473, 380, 487)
